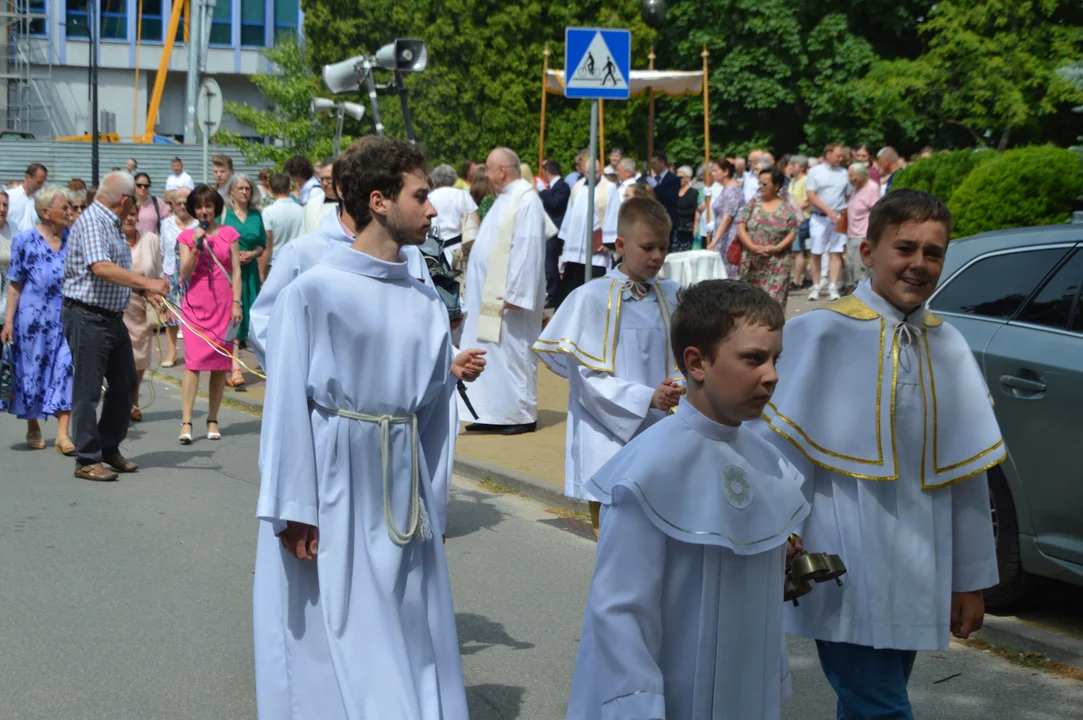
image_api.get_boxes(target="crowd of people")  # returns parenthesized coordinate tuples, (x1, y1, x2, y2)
(0, 151, 326, 471)
(0, 135, 997, 720)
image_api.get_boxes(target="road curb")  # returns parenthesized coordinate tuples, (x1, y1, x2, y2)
(453, 455, 585, 514)
(976, 614, 1083, 672)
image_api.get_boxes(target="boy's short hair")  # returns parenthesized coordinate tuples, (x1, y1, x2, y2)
(269, 172, 291, 195)
(284, 155, 314, 181)
(671, 280, 785, 375)
(336, 137, 428, 233)
(211, 154, 233, 170)
(868, 189, 952, 246)
(617, 196, 671, 239)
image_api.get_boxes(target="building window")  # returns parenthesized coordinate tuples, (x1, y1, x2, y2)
(27, 0, 47, 36)
(66, 0, 125, 39)
(101, 0, 128, 39)
(138, 0, 163, 41)
(239, 0, 263, 46)
(209, 0, 230, 44)
(273, 0, 296, 44)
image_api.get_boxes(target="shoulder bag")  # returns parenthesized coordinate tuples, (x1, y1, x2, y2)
(726, 197, 757, 266)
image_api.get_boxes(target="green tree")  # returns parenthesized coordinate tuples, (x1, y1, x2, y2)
(856, 0, 1083, 151)
(218, 39, 354, 166)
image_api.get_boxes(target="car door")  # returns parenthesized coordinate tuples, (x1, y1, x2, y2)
(983, 245, 1083, 568)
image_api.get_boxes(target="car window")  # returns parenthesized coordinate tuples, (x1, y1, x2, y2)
(931, 248, 1068, 319)
(1015, 249, 1083, 331)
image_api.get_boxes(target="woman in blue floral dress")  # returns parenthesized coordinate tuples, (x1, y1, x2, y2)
(0, 185, 75, 453)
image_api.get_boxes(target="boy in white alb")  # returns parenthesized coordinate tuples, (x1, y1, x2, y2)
(757, 190, 1002, 718)
(532, 197, 683, 535)
(567, 280, 810, 720)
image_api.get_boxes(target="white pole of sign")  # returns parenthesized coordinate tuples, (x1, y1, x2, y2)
(585, 99, 598, 288)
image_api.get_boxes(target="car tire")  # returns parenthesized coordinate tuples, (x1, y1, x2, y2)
(985, 466, 1025, 608)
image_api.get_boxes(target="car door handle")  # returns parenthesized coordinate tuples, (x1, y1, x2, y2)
(1000, 375, 1047, 393)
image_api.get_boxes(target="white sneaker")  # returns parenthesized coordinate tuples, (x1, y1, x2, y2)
(808, 282, 823, 301)
(828, 284, 841, 301)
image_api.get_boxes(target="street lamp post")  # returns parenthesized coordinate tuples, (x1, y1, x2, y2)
(640, 0, 666, 163)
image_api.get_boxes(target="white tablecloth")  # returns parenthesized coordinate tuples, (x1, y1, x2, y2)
(660, 250, 728, 286)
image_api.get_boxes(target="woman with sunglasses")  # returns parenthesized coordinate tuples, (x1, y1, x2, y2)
(133, 172, 171, 236)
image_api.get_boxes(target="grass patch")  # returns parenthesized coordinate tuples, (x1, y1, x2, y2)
(545, 505, 591, 523)
(956, 637, 1083, 682)
(477, 475, 517, 494)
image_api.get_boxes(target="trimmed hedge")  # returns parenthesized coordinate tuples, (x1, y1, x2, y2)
(948, 146, 1083, 238)
(889, 149, 997, 204)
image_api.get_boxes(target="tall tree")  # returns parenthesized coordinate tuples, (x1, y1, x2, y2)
(856, 0, 1083, 150)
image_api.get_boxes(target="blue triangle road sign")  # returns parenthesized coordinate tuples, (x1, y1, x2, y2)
(564, 27, 631, 100)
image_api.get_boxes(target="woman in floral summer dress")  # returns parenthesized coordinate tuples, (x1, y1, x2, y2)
(735, 167, 799, 308)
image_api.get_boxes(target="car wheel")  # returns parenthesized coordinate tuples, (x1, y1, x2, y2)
(985, 466, 1025, 608)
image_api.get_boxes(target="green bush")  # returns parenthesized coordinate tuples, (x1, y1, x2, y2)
(889, 149, 997, 204)
(948, 146, 1083, 238)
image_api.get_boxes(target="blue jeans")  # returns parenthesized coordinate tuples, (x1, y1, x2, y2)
(816, 640, 918, 720)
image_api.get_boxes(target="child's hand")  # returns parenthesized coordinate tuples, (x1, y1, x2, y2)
(651, 379, 682, 412)
(786, 534, 804, 563)
(951, 590, 985, 639)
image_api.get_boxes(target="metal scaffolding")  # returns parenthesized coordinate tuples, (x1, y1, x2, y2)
(1, 0, 57, 135)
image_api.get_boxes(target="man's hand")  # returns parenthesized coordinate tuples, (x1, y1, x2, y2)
(951, 590, 985, 639)
(651, 379, 682, 412)
(278, 521, 319, 561)
(144, 278, 169, 297)
(145, 292, 165, 311)
(827, 209, 840, 224)
(451, 348, 487, 383)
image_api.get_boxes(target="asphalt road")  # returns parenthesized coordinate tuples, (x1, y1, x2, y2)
(1, 383, 1081, 719)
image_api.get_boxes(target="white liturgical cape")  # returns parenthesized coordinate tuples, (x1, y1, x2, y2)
(568, 401, 810, 720)
(249, 209, 432, 366)
(532, 266, 682, 500)
(559, 177, 621, 268)
(756, 281, 1002, 651)
(457, 178, 547, 425)
(253, 243, 467, 720)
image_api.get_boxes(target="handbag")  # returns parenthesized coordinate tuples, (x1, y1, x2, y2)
(460, 191, 479, 246)
(726, 198, 757, 265)
(0, 342, 15, 406)
(835, 209, 849, 234)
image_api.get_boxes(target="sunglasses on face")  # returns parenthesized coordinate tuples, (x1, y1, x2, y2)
(135, 183, 150, 189)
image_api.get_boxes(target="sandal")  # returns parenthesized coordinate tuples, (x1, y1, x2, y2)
(131, 406, 143, 422)
(55, 436, 76, 456)
(206, 419, 221, 441)
(179, 421, 193, 445)
(229, 370, 246, 389)
(26, 429, 45, 450)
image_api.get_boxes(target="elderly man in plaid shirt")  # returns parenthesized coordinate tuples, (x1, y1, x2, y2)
(62, 172, 170, 482)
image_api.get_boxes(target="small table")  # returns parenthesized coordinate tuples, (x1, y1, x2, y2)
(660, 250, 728, 286)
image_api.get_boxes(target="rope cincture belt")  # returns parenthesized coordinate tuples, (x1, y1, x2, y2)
(308, 399, 432, 546)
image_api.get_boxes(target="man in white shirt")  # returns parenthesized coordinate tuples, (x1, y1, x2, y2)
(302, 160, 338, 233)
(285, 155, 320, 205)
(743, 149, 763, 204)
(164, 157, 195, 192)
(805, 142, 852, 301)
(616, 157, 641, 201)
(877, 146, 903, 197)
(6, 163, 47, 234)
(260, 172, 305, 281)
(606, 146, 623, 177)
(556, 153, 620, 306)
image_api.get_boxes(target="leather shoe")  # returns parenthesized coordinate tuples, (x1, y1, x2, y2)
(464, 422, 500, 433)
(500, 422, 537, 436)
(103, 453, 139, 473)
(74, 463, 119, 482)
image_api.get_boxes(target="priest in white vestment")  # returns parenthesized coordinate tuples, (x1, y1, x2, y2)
(253, 141, 468, 720)
(754, 190, 1001, 717)
(456, 147, 547, 434)
(555, 158, 621, 307)
(567, 280, 808, 720)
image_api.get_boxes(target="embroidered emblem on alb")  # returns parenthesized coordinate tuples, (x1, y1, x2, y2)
(723, 465, 754, 509)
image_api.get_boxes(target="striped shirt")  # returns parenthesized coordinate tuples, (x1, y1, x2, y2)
(63, 200, 131, 312)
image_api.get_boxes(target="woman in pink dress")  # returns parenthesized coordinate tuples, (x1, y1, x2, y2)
(176, 184, 242, 444)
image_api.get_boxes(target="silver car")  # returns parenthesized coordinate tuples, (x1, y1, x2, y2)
(928, 224, 1083, 606)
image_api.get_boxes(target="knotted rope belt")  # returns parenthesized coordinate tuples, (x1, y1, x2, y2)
(308, 400, 432, 546)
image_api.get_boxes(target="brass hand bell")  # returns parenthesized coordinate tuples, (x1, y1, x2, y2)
(784, 551, 848, 605)
(784, 574, 812, 605)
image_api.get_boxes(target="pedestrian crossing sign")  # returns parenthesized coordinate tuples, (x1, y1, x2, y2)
(564, 27, 631, 100)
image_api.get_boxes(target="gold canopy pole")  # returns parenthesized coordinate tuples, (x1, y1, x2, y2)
(702, 45, 710, 172)
(647, 44, 656, 161)
(538, 44, 550, 172)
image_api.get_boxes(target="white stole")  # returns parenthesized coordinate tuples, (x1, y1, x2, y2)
(476, 181, 531, 343)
